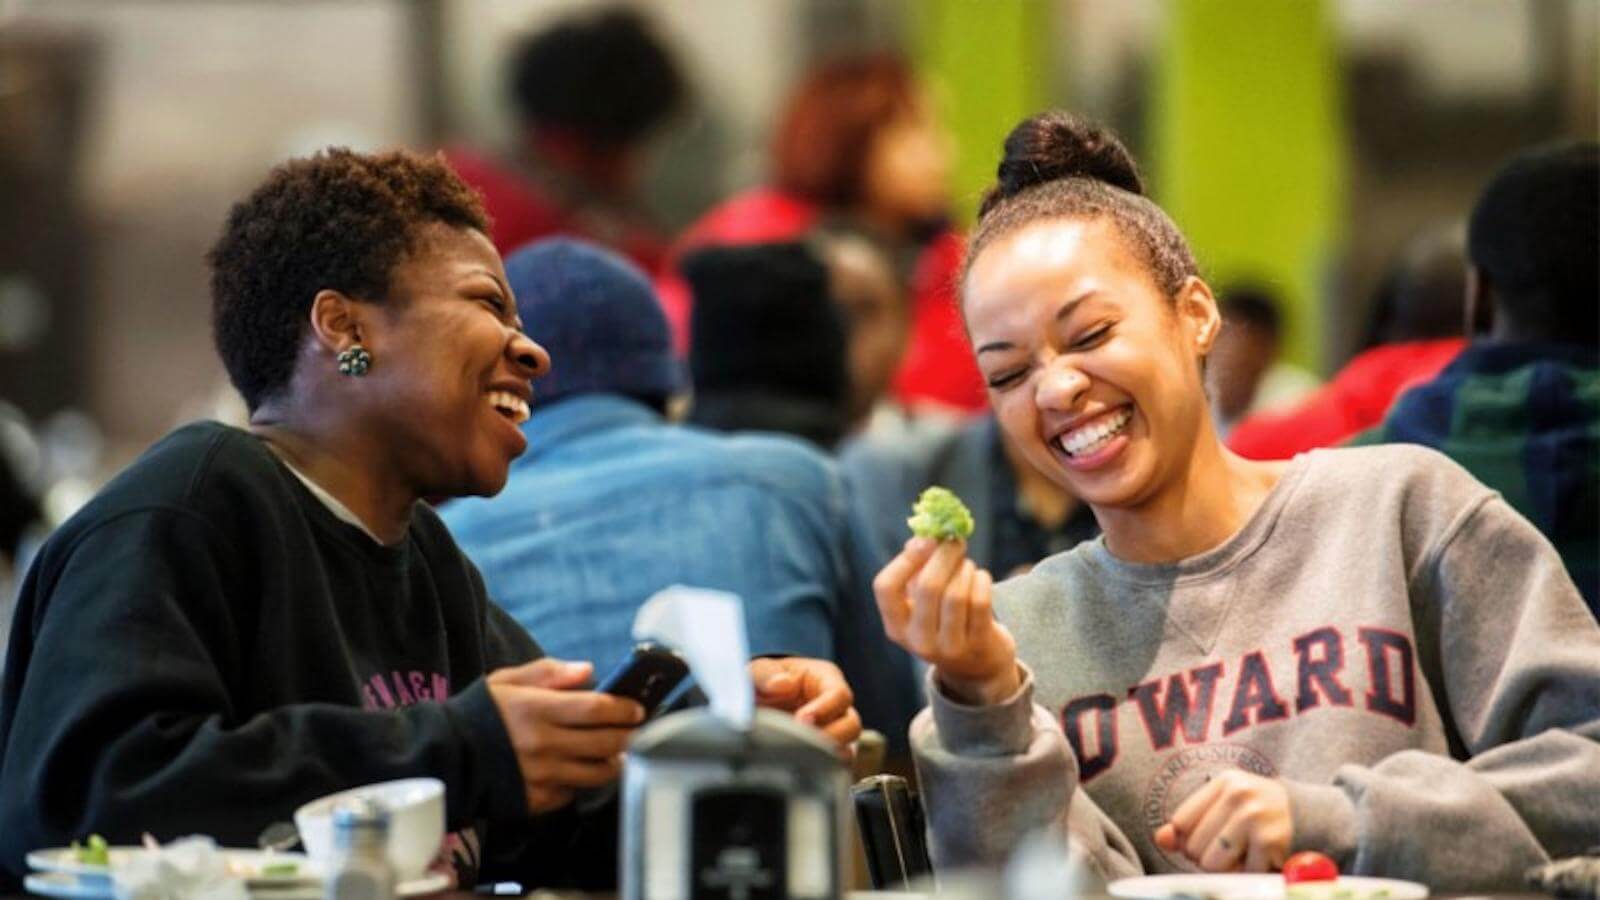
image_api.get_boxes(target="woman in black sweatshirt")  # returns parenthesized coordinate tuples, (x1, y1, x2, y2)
(0, 148, 859, 890)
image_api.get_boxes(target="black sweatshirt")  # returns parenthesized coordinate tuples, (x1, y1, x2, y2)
(0, 421, 615, 887)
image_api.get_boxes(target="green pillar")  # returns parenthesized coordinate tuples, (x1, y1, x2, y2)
(1153, 0, 1344, 369)
(911, 0, 1052, 227)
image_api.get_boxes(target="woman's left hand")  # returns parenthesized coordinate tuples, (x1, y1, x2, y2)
(1153, 770, 1293, 872)
(748, 657, 862, 753)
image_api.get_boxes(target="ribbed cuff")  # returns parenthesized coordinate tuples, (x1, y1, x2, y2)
(1284, 780, 1359, 866)
(927, 663, 1036, 757)
(449, 677, 531, 823)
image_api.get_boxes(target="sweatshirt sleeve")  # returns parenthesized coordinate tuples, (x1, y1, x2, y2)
(1283, 495, 1600, 891)
(0, 509, 529, 877)
(910, 665, 1144, 880)
(481, 590, 543, 669)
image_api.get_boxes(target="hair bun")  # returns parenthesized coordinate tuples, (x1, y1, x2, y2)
(981, 111, 1143, 216)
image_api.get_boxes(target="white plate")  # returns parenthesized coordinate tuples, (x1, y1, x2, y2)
(26, 848, 315, 885)
(24, 873, 109, 900)
(24, 869, 450, 900)
(1109, 873, 1428, 900)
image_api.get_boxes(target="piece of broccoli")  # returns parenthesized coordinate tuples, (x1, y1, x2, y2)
(71, 834, 109, 867)
(907, 486, 975, 541)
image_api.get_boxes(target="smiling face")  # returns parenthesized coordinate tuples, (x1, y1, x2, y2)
(964, 217, 1219, 511)
(354, 223, 549, 498)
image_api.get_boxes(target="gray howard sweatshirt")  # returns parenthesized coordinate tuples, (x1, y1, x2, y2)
(911, 444, 1600, 892)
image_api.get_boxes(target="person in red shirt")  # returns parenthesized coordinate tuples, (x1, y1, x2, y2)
(662, 54, 988, 414)
(444, 6, 685, 274)
(1227, 227, 1468, 459)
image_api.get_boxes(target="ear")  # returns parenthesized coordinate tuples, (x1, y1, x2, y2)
(307, 289, 369, 355)
(1174, 276, 1222, 356)
(1465, 265, 1494, 337)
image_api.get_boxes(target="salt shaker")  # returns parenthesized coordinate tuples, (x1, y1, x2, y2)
(324, 798, 396, 900)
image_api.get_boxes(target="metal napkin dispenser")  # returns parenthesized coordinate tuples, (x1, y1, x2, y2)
(621, 707, 849, 900)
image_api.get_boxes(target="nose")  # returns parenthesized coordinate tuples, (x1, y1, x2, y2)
(1034, 354, 1089, 410)
(508, 330, 550, 380)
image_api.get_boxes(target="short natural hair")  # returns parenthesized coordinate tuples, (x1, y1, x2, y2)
(208, 147, 488, 410)
(1219, 283, 1286, 339)
(1468, 140, 1598, 343)
(506, 6, 684, 151)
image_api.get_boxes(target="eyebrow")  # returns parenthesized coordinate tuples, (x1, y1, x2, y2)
(464, 267, 510, 296)
(974, 289, 1098, 356)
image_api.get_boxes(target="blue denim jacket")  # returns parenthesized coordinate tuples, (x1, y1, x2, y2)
(441, 395, 921, 744)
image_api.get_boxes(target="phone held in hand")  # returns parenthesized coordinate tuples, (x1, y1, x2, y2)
(596, 642, 690, 718)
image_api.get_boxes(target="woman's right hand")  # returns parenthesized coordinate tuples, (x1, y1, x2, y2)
(486, 658, 645, 814)
(872, 537, 1020, 705)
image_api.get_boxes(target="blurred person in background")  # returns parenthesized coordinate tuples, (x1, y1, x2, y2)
(1205, 283, 1319, 436)
(442, 238, 920, 750)
(444, 5, 685, 273)
(683, 241, 853, 449)
(660, 53, 986, 414)
(811, 226, 915, 437)
(0, 149, 859, 891)
(1227, 226, 1468, 459)
(1356, 141, 1599, 617)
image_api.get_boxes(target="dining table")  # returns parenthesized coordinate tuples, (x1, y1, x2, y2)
(0, 877, 1568, 890)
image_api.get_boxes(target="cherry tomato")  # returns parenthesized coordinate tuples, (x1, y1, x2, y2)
(1282, 851, 1339, 883)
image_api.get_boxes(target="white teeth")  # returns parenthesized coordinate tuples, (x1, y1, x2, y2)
(1057, 407, 1132, 457)
(487, 390, 530, 425)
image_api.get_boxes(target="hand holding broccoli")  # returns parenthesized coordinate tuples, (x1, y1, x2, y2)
(876, 487, 1020, 705)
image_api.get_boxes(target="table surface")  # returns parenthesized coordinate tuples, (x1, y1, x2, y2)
(9, 878, 1560, 900)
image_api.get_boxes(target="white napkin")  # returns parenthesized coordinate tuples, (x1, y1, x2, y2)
(1004, 826, 1105, 900)
(110, 836, 250, 900)
(632, 586, 754, 730)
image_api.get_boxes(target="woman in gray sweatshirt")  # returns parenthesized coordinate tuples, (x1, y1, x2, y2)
(871, 111, 1600, 892)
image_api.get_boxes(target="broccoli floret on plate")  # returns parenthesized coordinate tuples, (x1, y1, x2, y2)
(72, 834, 109, 867)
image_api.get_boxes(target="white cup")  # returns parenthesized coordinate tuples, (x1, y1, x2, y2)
(294, 777, 445, 880)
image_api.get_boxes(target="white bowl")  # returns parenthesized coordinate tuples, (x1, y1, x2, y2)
(294, 777, 445, 879)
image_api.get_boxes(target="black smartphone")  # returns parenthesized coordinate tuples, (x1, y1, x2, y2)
(595, 642, 690, 717)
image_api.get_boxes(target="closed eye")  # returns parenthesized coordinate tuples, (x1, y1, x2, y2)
(478, 295, 508, 316)
(1071, 325, 1112, 351)
(986, 368, 1027, 390)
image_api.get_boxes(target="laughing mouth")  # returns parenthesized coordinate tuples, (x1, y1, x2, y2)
(1056, 406, 1133, 457)
(487, 389, 530, 425)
